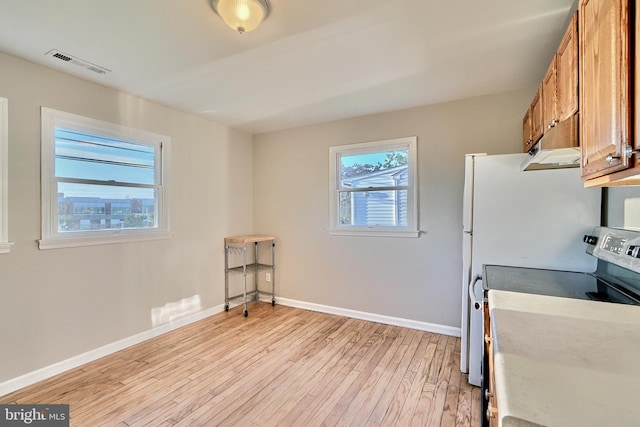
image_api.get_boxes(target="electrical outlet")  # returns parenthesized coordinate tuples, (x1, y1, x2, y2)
(266, 273, 271, 282)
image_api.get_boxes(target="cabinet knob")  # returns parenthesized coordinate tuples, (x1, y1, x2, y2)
(606, 153, 619, 164)
(607, 146, 639, 164)
(486, 405, 498, 420)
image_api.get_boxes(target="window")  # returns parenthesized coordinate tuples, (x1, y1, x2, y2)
(329, 136, 418, 237)
(39, 108, 171, 249)
(0, 97, 10, 253)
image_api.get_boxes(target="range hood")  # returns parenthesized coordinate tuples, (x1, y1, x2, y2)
(521, 114, 580, 171)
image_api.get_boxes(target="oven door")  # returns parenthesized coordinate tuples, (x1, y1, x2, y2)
(469, 275, 491, 426)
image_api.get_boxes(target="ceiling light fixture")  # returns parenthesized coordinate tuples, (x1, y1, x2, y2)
(211, 0, 270, 34)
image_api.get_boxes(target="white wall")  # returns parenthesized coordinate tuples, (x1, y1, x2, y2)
(253, 89, 533, 330)
(0, 52, 254, 383)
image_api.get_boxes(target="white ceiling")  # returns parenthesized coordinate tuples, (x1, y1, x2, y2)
(0, 0, 576, 134)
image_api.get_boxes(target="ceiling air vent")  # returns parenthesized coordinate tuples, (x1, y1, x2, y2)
(44, 49, 111, 75)
(52, 52, 72, 62)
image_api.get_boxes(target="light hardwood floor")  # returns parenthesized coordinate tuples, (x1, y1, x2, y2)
(1, 303, 481, 426)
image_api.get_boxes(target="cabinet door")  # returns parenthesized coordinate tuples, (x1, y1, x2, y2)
(580, 0, 631, 180)
(530, 85, 544, 144)
(635, 0, 640, 170)
(522, 108, 533, 152)
(484, 299, 499, 425)
(557, 12, 579, 122)
(542, 57, 558, 132)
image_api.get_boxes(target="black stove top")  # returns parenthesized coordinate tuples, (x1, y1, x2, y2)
(483, 227, 640, 306)
(483, 264, 640, 306)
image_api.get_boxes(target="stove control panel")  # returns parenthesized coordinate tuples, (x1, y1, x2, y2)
(627, 245, 640, 259)
(602, 235, 626, 254)
(587, 227, 640, 273)
(583, 234, 598, 245)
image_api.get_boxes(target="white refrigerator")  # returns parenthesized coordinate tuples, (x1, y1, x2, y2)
(461, 153, 601, 386)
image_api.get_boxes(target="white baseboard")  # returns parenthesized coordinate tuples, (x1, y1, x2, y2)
(0, 298, 460, 397)
(0, 305, 225, 397)
(276, 298, 461, 337)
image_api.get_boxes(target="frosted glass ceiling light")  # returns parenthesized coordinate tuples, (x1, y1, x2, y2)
(211, 0, 270, 34)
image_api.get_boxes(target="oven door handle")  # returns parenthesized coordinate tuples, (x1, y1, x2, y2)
(469, 274, 483, 310)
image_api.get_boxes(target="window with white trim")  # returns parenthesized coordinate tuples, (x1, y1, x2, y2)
(0, 97, 10, 253)
(329, 136, 418, 237)
(39, 108, 171, 249)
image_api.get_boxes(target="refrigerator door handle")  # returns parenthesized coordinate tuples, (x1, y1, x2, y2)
(469, 275, 483, 310)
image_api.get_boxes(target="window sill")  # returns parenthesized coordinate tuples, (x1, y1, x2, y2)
(38, 231, 172, 250)
(328, 228, 420, 238)
(0, 242, 13, 254)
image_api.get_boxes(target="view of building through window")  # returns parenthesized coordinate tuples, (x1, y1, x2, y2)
(55, 127, 158, 232)
(338, 150, 409, 227)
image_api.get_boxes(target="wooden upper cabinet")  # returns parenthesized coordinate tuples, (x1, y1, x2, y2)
(522, 108, 533, 152)
(556, 12, 579, 122)
(580, 0, 631, 180)
(542, 57, 558, 131)
(523, 11, 579, 152)
(530, 85, 544, 144)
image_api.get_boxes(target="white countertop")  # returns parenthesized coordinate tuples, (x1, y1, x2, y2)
(488, 290, 640, 427)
